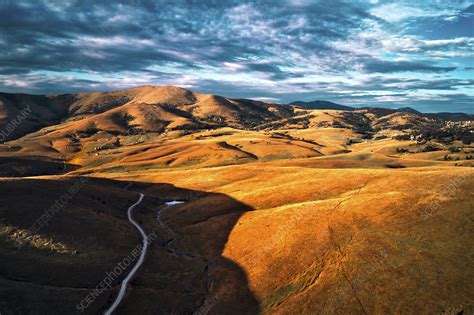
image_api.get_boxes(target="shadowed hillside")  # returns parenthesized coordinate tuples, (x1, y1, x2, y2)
(0, 176, 260, 314)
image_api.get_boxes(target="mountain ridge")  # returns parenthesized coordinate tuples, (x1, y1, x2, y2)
(290, 100, 354, 111)
(291, 99, 473, 121)
(1, 86, 473, 146)
(0, 86, 294, 142)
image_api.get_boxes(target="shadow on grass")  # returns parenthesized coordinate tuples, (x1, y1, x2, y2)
(0, 176, 260, 314)
(0, 156, 81, 177)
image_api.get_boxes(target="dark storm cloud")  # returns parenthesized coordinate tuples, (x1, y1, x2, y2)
(0, 0, 449, 77)
(398, 79, 474, 90)
(357, 77, 474, 91)
(0, 0, 375, 78)
(363, 60, 457, 73)
(244, 63, 304, 80)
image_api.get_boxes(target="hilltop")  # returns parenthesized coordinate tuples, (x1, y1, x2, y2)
(0, 86, 472, 173)
(0, 86, 294, 143)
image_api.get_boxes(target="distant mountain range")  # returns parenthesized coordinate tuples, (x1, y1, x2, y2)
(289, 100, 354, 111)
(1, 87, 472, 146)
(290, 100, 473, 121)
(0, 85, 472, 173)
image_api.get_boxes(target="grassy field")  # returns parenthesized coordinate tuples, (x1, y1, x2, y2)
(88, 160, 474, 314)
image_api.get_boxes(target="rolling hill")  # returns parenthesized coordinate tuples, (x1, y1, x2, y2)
(0, 86, 473, 314)
(0, 86, 294, 143)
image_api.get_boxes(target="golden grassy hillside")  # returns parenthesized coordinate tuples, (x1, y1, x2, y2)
(92, 162, 474, 314)
(0, 86, 294, 142)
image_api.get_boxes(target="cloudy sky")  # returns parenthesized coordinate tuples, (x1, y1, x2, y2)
(0, 0, 473, 112)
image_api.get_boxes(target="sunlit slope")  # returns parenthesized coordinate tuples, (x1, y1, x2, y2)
(2, 86, 470, 173)
(99, 164, 474, 314)
(0, 86, 294, 143)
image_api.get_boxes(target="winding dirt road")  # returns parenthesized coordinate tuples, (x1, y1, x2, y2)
(104, 194, 213, 314)
(104, 193, 146, 315)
